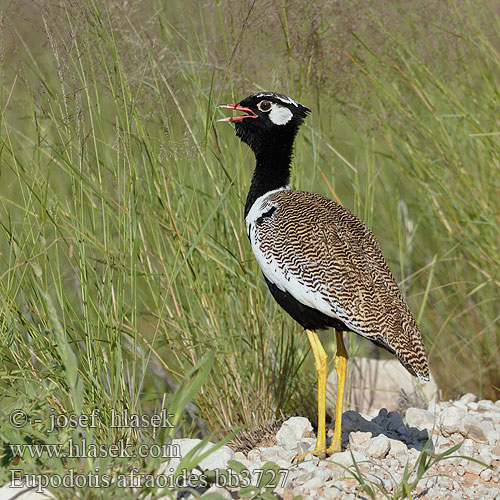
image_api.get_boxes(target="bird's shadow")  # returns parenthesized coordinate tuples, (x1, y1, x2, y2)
(327, 408, 434, 452)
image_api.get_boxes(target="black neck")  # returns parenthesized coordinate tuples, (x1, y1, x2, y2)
(244, 138, 294, 218)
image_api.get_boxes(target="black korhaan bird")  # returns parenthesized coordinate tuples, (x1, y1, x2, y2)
(218, 92, 429, 459)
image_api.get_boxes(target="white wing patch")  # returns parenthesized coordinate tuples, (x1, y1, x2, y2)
(245, 189, 366, 337)
(269, 104, 293, 125)
(245, 187, 289, 237)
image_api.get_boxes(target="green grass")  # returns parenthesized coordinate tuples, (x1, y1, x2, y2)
(0, 0, 499, 496)
(332, 440, 489, 499)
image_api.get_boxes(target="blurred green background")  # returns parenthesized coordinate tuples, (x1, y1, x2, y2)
(0, 0, 499, 487)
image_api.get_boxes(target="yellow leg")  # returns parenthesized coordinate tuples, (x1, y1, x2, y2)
(326, 330, 348, 455)
(295, 329, 328, 461)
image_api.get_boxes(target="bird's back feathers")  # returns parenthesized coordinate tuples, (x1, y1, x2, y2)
(246, 189, 430, 381)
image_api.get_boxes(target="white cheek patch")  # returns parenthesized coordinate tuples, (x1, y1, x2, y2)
(269, 104, 293, 125)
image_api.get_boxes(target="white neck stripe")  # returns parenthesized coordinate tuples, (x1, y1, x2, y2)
(255, 93, 299, 107)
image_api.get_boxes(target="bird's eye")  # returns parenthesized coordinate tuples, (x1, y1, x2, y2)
(258, 100, 272, 112)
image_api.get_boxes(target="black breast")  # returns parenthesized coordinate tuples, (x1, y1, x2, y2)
(263, 276, 351, 332)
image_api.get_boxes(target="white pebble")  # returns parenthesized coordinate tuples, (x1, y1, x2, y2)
(441, 407, 466, 436)
(459, 392, 478, 404)
(276, 417, 313, 450)
(302, 475, 327, 490)
(366, 434, 391, 459)
(349, 431, 372, 446)
(481, 469, 493, 482)
(478, 400, 494, 411)
(406, 407, 435, 431)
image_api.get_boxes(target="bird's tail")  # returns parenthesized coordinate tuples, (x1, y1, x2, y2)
(395, 333, 430, 382)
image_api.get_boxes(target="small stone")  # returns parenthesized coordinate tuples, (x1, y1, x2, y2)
(293, 470, 313, 486)
(491, 444, 500, 457)
(366, 434, 391, 459)
(485, 411, 500, 425)
(482, 454, 493, 467)
(388, 438, 408, 456)
(349, 431, 372, 446)
(438, 476, 450, 489)
(200, 445, 234, 470)
(465, 454, 491, 474)
(427, 477, 438, 489)
(405, 407, 435, 431)
(453, 401, 468, 410)
(323, 483, 347, 499)
(488, 487, 500, 498)
(234, 451, 246, 460)
(461, 438, 475, 457)
(477, 443, 493, 455)
(276, 417, 313, 450)
(481, 468, 493, 482)
(274, 458, 292, 469)
(464, 487, 475, 498)
(441, 407, 466, 436)
(456, 465, 465, 476)
(417, 477, 427, 489)
(480, 419, 496, 431)
(478, 400, 494, 411)
(405, 447, 420, 464)
(166, 438, 234, 471)
(485, 429, 500, 445)
(247, 448, 262, 462)
(383, 477, 393, 491)
(479, 487, 488, 498)
(298, 461, 320, 473)
(468, 402, 479, 411)
(260, 445, 287, 462)
(464, 421, 488, 442)
(328, 450, 367, 468)
(302, 475, 326, 490)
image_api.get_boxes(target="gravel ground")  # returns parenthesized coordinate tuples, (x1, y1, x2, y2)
(2, 394, 499, 499)
(189, 393, 500, 499)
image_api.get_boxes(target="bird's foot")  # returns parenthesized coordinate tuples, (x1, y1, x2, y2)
(293, 447, 327, 463)
(326, 438, 342, 456)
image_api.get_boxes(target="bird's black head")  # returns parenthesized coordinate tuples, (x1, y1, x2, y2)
(218, 92, 310, 154)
